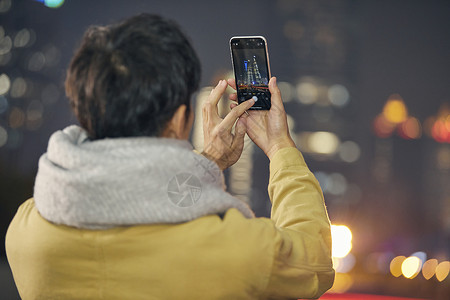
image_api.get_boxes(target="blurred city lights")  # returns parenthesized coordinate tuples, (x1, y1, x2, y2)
(0, 34, 12, 55)
(328, 84, 350, 107)
(411, 251, 427, 263)
(0, 0, 11, 13)
(327, 173, 347, 196)
(28, 51, 46, 71)
(401, 256, 422, 279)
(0, 125, 7, 148)
(0, 73, 11, 95)
(435, 261, 450, 282)
(373, 94, 425, 141)
(307, 131, 340, 155)
(397, 117, 422, 139)
(422, 258, 438, 280)
(13, 28, 33, 48)
(373, 114, 396, 138)
(429, 104, 450, 143)
(296, 81, 318, 104)
(390, 256, 406, 277)
(9, 107, 25, 128)
(34, 0, 65, 8)
(10, 77, 27, 98)
(328, 273, 353, 293)
(338, 141, 361, 163)
(331, 224, 353, 258)
(333, 253, 356, 273)
(383, 94, 408, 124)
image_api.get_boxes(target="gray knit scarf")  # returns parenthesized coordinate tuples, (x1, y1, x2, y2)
(34, 125, 254, 229)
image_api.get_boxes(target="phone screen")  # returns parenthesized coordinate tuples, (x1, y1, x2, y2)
(230, 37, 271, 110)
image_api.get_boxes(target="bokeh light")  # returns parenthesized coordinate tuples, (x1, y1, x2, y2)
(328, 84, 350, 107)
(10, 77, 27, 98)
(0, 34, 12, 55)
(430, 105, 450, 143)
(307, 131, 340, 155)
(333, 253, 356, 273)
(327, 173, 347, 196)
(296, 81, 318, 104)
(398, 117, 422, 139)
(422, 258, 438, 280)
(331, 224, 352, 258)
(28, 51, 46, 71)
(0, 0, 12, 13)
(0, 125, 7, 148)
(338, 141, 361, 163)
(14, 28, 32, 48)
(9, 107, 25, 128)
(382, 94, 408, 124)
(373, 114, 396, 138)
(328, 273, 353, 293)
(436, 261, 450, 282)
(390, 256, 406, 277)
(34, 0, 65, 8)
(0, 73, 11, 95)
(401, 256, 422, 279)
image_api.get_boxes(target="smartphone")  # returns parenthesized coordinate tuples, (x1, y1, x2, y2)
(230, 36, 271, 110)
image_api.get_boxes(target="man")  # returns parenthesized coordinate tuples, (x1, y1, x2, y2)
(6, 14, 334, 299)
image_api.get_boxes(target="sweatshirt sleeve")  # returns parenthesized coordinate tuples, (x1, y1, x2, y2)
(264, 147, 335, 299)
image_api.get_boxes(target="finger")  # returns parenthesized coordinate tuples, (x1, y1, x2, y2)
(268, 77, 285, 111)
(229, 93, 238, 102)
(219, 97, 255, 132)
(230, 103, 238, 110)
(230, 117, 247, 152)
(208, 79, 228, 107)
(227, 78, 237, 90)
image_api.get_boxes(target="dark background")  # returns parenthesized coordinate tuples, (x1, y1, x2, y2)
(1, 0, 449, 298)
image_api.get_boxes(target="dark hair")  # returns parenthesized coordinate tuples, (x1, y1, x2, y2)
(65, 14, 201, 139)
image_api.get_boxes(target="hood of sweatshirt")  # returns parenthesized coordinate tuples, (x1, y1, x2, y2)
(34, 125, 254, 229)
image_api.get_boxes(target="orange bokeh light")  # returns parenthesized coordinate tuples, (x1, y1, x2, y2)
(398, 117, 422, 140)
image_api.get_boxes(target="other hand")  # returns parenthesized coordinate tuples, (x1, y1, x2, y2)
(201, 80, 255, 170)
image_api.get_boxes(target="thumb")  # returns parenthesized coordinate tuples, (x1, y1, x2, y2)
(269, 77, 284, 109)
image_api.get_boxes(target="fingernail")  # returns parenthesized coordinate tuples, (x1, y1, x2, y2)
(252, 96, 258, 102)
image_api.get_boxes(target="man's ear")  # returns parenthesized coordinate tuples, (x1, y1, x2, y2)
(162, 104, 187, 139)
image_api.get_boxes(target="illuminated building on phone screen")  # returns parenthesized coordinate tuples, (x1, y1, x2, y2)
(242, 56, 266, 86)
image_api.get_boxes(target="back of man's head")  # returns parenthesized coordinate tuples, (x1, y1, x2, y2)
(65, 14, 201, 139)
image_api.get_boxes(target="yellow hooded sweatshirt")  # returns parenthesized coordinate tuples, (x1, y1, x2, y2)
(6, 147, 334, 299)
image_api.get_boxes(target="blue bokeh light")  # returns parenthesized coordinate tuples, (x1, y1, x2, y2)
(34, 0, 65, 8)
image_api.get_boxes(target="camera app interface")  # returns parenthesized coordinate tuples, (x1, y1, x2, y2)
(232, 39, 271, 109)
